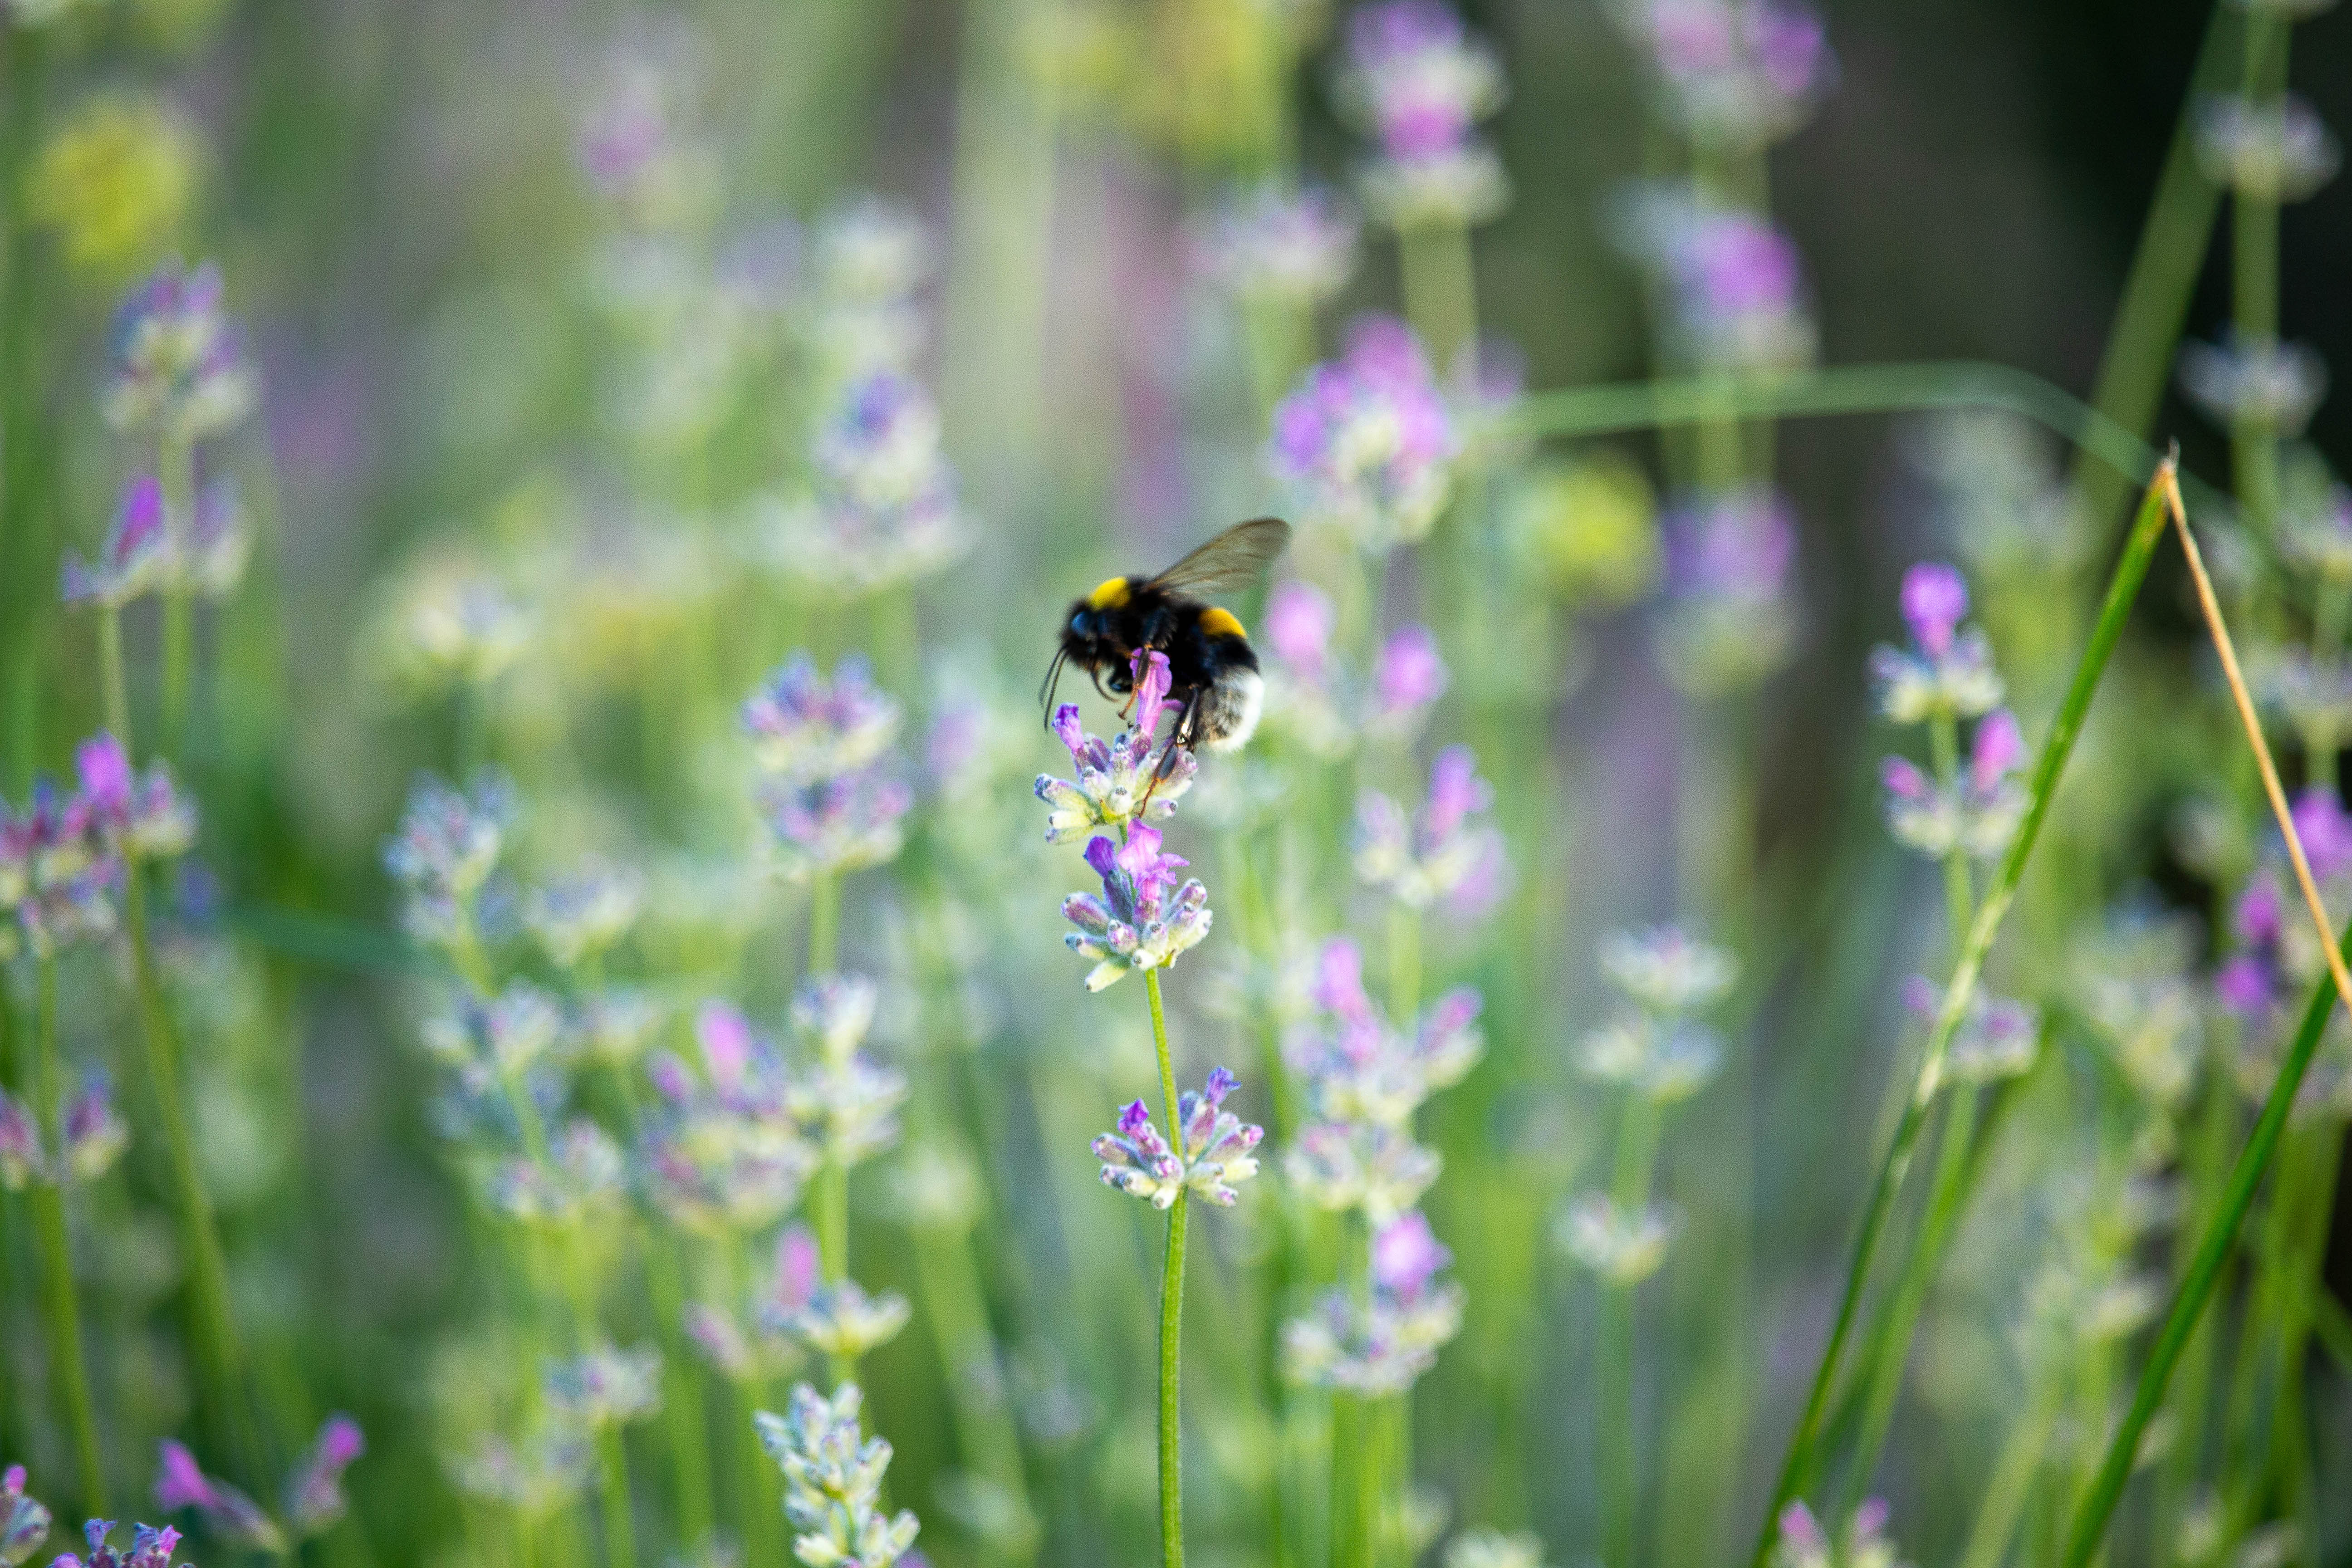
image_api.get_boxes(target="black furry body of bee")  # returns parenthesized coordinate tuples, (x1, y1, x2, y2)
(1042, 517, 1292, 755)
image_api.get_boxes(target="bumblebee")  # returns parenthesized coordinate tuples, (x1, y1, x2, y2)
(1042, 516, 1293, 755)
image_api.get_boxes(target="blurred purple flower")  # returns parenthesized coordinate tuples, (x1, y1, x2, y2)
(2179, 333, 2328, 436)
(77, 735, 196, 863)
(61, 477, 169, 610)
(758, 767, 913, 883)
(764, 372, 969, 597)
(1373, 626, 1449, 717)
(61, 1073, 127, 1184)
(1338, 2, 1511, 227)
(1870, 562, 2004, 724)
(154, 1440, 285, 1553)
(1353, 745, 1506, 913)
(741, 654, 902, 784)
(104, 261, 258, 443)
(1194, 183, 1360, 305)
(284, 1417, 365, 1539)
(0, 1464, 48, 1567)
(1269, 317, 1460, 553)
(1626, 0, 1838, 148)
(1882, 709, 2028, 861)
(1656, 488, 1800, 692)
(1371, 1210, 1452, 1301)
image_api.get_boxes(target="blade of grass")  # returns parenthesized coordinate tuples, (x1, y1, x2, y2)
(1751, 462, 2178, 1568)
(2060, 0, 2236, 543)
(1506, 361, 2233, 517)
(2061, 465, 2352, 1567)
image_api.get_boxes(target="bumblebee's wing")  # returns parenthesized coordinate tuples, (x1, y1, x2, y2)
(1139, 517, 1292, 597)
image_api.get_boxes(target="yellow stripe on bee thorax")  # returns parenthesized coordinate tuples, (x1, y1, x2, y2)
(1198, 606, 1247, 639)
(1087, 577, 1132, 610)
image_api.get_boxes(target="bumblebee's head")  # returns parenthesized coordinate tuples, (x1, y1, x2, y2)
(1068, 576, 1130, 634)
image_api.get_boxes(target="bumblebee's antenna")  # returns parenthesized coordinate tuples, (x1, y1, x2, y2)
(1037, 644, 1070, 722)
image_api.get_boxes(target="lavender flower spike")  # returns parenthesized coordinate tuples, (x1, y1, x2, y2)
(1882, 708, 2028, 860)
(1093, 1067, 1265, 1207)
(1354, 745, 1506, 913)
(0, 1465, 49, 1567)
(0, 1095, 43, 1191)
(155, 1438, 287, 1554)
(1269, 317, 1460, 553)
(77, 735, 197, 863)
(741, 654, 903, 783)
(1867, 561, 2003, 724)
(103, 260, 258, 442)
(1034, 648, 1197, 843)
(284, 1416, 366, 1540)
(754, 1383, 921, 1568)
(48, 1521, 186, 1568)
(1060, 824, 1214, 990)
(61, 477, 170, 610)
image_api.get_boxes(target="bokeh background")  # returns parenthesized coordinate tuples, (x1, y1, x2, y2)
(4, 2, 2352, 1567)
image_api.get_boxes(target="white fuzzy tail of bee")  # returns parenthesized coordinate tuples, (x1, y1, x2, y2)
(1199, 669, 1264, 753)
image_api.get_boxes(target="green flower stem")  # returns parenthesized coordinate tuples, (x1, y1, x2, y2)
(1754, 470, 2176, 1568)
(1387, 904, 1421, 1027)
(606, 1063, 715, 1547)
(1601, 1092, 1663, 1568)
(1829, 725, 1988, 1506)
(1145, 968, 1187, 1568)
(159, 433, 197, 757)
(549, 1223, 637, 1568)
(1928, 715, 1974, 959)
(126, 821, 246, 1450)
(1841, 1086, 1978, 1511)
(908, 1204, 1039, 1563)
(808, 872, 840, 977)
(2154, 1058, 2242, 1553)
(2063, 907, 2352, 1568)
(100, 603, 247, 1459)
(1397, 222, 1476, 382)
(2269, 1131, 2341, 1542)
(1956, 1372, 2066, 1568)
(26, 957, 106, 1513)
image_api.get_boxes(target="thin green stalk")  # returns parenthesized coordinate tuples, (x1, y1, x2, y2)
(1387, 904, 1420, 1026)
(808, 873, 840, 978)
(1396, 223, 1476, 381)
(908, 1205, 1038, 1563)
(28, 957, 105, 1513)
(1754, 470, 2176, 1567)
(606, 1063, 715, 1546)
(99, 603, 246, 1454)
(159, 434, 196, 756)
(1841, 1088, 1978, 1511)
(1602, 1092, 1663, 1568)
(2271, 1130, 2341, 1544)
(2063, 910, 2352, 1568)
(1145, 969, 1186, 1568)
(2154, 1058, 2241, 1557)
(1928, 715, 1974, 956)
(1958, 1375, 2066, 1568)
(126, 849, 245, 1451)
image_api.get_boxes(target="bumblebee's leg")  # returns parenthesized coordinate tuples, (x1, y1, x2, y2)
(1137, 687, 1202, 814)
